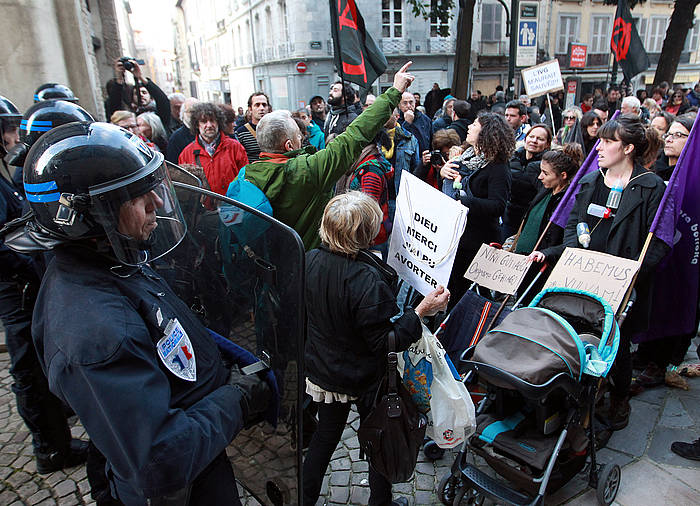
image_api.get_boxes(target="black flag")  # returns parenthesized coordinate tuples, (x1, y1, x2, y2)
(329, 0, 387, 89)
(610, 0, 649, 80)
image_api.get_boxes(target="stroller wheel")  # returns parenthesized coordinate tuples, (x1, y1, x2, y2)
(437, 473, 460, 505)
(596, 463, 621, 505)
(454, 486, 484, 505)
(424, 440, 446, 461)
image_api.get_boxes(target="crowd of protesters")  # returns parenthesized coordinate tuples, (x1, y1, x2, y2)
(2, 56, 700, 506)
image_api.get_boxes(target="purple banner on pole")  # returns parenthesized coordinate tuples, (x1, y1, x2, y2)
(549, 111, 620, 228)
(634, 113, 700, 342)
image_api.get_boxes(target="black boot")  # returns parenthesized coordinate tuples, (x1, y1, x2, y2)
(671, 438, 700, 461)
(607, 395, 631, 431)
(36, 438, 89, 474)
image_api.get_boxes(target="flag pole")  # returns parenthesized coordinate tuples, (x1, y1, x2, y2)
(329, 0, 351, 119)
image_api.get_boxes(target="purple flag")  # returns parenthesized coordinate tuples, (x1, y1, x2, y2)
(634, 113, 700, 342)
(549, 111, 620, 227)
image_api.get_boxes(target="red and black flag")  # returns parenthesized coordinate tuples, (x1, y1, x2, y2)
(329, 0, 387, 89)
(610, 0, 649, 80)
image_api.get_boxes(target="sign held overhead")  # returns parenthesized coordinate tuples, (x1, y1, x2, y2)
(521, 59, 565, 98)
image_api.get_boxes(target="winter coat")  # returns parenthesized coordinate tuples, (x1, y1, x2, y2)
(447, 118, 471, 142)
(562, 166, 669, 333)
(178, 134, 249, 199)
(304, 246, 422, 396)
(388, 124, 420, 197)
(323, 105, 358, 138)
(166, 125, 195, 163)
(242, 87, 402, 250)
(399, 109, 432, 153)
(504, 148, 543, 235)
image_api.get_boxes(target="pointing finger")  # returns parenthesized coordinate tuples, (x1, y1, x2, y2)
(397, 61, 413, 74)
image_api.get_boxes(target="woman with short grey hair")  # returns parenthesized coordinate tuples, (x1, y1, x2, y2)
(303, 191, 449, 506)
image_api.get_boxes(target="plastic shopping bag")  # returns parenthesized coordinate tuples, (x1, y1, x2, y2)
(397, 324, 476, 448)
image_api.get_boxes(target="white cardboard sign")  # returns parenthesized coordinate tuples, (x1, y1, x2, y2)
(521, 59, 565, 98)
(542, 247, 641, 312)
(388, 172, 468, 296)
(464, 244, 531, 295)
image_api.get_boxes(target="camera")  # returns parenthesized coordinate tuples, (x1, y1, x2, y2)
(430, 150, 445, 166)
(119, 56, 145, 72)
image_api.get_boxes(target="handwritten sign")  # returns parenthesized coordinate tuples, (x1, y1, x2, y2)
(521, 59, 565, 98)
(464, 244, 531, 295)
(388, 172, 468, 296)
(542, 248, 640, 312)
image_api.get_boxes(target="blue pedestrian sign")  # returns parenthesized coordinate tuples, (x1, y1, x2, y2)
(519, 22, 537, 47)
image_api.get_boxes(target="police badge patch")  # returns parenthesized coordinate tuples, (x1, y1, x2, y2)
(157, 318, 197, 381)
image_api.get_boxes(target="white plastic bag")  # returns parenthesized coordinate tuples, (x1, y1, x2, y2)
(397, 324, 476, 448)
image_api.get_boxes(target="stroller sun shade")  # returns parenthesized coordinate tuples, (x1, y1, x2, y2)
(472, 306, 585, 385)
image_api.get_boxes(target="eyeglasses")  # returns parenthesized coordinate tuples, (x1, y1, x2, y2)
(663, 132, 689, 140)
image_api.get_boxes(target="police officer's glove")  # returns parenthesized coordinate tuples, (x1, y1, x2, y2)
(227, 364, 272, 429)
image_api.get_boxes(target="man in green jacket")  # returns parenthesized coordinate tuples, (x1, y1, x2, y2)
(243, 62, 415, 250)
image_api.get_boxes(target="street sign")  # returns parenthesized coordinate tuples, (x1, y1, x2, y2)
(569, 43, 587, 69)
(296, 62, 308, 73)
(521, 59, 565, 98)
(516, 2, 538, 67)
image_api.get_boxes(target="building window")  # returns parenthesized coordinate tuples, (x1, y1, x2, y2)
(556, 15, 580, 54)
(430, 0, 449, 37)
(481, 3, 502, 42)
(590, 15, 612, 53)
(648, 16, 669, 53)
(382, 0, 402, 38)
(684, 19, 699, 52)
(632, 16, 648, 47)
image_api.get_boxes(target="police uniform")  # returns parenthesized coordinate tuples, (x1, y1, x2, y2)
(33, 244, 245, 505)
(0, 174, 77, 464)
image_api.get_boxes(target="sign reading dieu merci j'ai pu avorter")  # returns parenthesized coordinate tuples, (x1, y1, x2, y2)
(388, 172, 468, 296)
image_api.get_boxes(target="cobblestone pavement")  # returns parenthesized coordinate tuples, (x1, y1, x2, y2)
(1, 340, 699, 505)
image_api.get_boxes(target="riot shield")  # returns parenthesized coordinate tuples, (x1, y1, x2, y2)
(165, 183, 305, 505)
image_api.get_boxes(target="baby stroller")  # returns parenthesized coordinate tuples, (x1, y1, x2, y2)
(438, 287, 629, 506)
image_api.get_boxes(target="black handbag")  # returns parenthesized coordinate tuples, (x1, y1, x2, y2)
(357, 332, 428, 483)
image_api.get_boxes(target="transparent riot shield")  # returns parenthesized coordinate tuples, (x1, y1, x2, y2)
(165, 182, 305, 505)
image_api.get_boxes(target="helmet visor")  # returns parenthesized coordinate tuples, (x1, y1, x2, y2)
(91, 162, 186, 265)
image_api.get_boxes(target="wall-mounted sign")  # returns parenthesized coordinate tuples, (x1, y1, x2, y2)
(296, 62, 308, 73)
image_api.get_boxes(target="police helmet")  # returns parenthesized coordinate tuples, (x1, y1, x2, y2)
(23, 122, 186, 265)
(34, 83, 78, 103)
(0, 95, 22, 154)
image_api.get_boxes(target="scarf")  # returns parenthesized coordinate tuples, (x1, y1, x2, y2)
(515, 193, 552, 254)
(382, 128, 396, 160)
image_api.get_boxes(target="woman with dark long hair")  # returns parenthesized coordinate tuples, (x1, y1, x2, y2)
(580, 111, 602, 156)
(561, 114, 667, 430)
(440, 112, 515, 303)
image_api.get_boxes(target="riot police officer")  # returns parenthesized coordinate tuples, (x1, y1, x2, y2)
(33, 82, 79, 103)
(11, 122, 271, 505)
(0, 94, 90, 474)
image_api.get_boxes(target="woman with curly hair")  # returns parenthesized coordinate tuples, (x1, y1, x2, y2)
(440, 112, 515, 302)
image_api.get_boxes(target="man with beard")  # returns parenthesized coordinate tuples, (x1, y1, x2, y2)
(235, 92, 270, 162)
(178, 102, 248, 201)
(323, 82, 357, 139)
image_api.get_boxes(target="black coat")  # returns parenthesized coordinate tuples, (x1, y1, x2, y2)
(304, 246, 422, 397)
(562, 166, 669, 332)
(447, 118, 471, 142)
(166, 125, 195, 163)
(504, 148, 543, 234)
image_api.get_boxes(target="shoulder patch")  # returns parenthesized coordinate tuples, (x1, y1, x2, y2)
(157, 319, 197, 381)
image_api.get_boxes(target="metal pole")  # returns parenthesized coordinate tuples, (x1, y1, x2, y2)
(507, 0, 519, 100)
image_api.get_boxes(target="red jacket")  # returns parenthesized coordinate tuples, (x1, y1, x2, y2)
(178, 134, 249, 197)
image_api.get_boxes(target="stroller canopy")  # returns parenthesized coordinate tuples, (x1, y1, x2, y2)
(472, 288, 620, 385)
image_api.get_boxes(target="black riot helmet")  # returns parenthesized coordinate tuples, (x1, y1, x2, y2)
(5, 100, 95, 168)
(23, 122, 186, 265)
(0, 95, 22, 154)
(34, 83, 78, 103)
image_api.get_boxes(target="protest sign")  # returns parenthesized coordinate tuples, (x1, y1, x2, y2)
(464, 244, 530, 295)
(521, 60, 565, 98)
(388, 172, 468, 296)
(542, 248, 640, 312)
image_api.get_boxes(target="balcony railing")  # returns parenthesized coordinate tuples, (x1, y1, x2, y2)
(479, 40, 508, 56)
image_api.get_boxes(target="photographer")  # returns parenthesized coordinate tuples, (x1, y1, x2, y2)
(105, 58, 173, 135)
(413, 128, 462, 189)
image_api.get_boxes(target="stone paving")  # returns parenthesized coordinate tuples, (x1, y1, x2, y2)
(1, 339, 699, 505)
